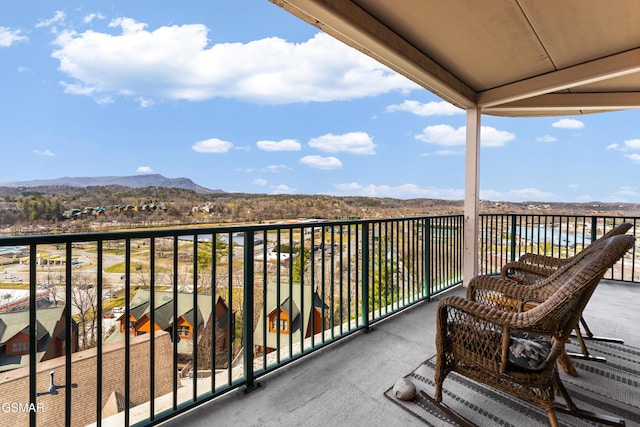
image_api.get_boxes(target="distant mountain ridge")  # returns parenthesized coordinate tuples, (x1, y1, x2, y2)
(0, 174, 222, 194)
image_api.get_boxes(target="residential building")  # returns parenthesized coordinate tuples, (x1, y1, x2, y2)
(0, 306, 78, 372)
(0, 331, 175, 427)
(107, 290, 233, 369)
(253, 282, 329, 357)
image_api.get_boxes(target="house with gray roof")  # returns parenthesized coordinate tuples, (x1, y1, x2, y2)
(0, 306, 78, 372)
(107, 290, 232, 368)
(253, 282, 328, 357)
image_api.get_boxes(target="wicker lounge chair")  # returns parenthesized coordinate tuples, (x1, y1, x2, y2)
(427, 234, 634, 427)
(499, 222, 632, 363)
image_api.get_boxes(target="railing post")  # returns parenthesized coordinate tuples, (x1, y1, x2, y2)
(29, 243, 37, 427)
(424, 219, 431, 301)
(65, 243, 73, 427)
(243, 231, 259, 392)
(591, 216, 598, 243)
(361, 224, 370, 332)
(510, 214, 517, 262)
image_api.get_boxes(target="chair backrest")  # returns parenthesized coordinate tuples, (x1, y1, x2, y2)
(578, 222, 633, 257)
(519, 224, 632, 298)
(520, 234, 634, 347)
(599, 222, 633, 240)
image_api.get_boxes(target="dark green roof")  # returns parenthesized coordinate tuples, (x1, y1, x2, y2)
(278, 297, 300, 324)
(0, 306, 67, 372)
(130, 301, 150, 319)
(152, 300, 175, 331)
(105, 290, 215, 351)
(181, 307, 203, 328)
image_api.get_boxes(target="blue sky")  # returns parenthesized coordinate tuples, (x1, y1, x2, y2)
(1, 1, 639, 203)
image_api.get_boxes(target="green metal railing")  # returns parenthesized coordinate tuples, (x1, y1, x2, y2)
(0, 215, 463, 427)
(478, 214, 638, 282)
(0, 213, 636, 426)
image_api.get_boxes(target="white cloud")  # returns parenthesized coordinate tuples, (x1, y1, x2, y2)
(59, 81, 114, 104)
(607, 139, 640, 163)
(552, 118, 584, 129)
(624, 153, 640, 163)
(480, 127, 516, 147)
(332, 182, 463, 199)
(300, 155, 343, 170)
(434, 149, 462, 156)
(332, 182, 362, 192)
(385, 100, 463, 116)
(536, 135, 557, 143)
(600, 187, 639, 203)
(509, 188, 555, 200)
(83, 13, 106, 24)
(416, 125, 463, 146)
(480, 187, 556, 202)
(624, 139, 640, 150)
(50, 19, 417, 105)
(137, 97, 154, 109)
(262, 164, 291, 173)
(272, 184, 295, 194)
(308, 132, 375, 154)
(576, 194, 595, 202)
(33, 149, 55, 157)
(0, 27, 28, 47)
(36, 11, 66, 31)
(330, 182, 559, 202)
(415, 125, 515, 147)
(256, 139, 301, 151)
(137, 166, 153, 173)
(192, 138, 233, 153)
(253, 178, 267, 186)
(616, 186, 639, 197)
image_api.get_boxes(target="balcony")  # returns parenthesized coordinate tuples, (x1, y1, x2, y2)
(163, 279, 640, 427)
(0, 214, 638, 426)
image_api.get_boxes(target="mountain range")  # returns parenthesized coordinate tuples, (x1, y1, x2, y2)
(0, 174, 222, 194)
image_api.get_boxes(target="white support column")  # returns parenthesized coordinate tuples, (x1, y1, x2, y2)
(463, 108, 481, 286)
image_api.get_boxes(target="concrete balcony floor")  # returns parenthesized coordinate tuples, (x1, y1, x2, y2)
(160, 281, 640, 427)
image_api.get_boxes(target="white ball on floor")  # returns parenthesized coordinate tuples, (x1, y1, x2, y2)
(393, 377, 416, 400)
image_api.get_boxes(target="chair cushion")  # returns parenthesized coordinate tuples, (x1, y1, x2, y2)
(508, 332, 552, 371)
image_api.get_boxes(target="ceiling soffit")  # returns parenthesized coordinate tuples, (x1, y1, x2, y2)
(273, 0, 640, 116)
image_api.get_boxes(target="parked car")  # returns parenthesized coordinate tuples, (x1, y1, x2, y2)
(103, 312, 115, 319)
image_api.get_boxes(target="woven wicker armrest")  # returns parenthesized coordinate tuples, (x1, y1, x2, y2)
(500, 261, 557, 285)
(439, 294, 517, 324)
(438, 295, 558, 338)
(437, 295, 555, 372)
(467, 275, 543, 311)
(517, 252, 569, 269)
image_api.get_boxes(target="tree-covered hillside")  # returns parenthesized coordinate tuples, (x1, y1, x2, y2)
(1, 185, 639, 234)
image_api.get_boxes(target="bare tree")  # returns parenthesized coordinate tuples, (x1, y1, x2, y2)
(70, 272, 98, 349)
(196, 315, 231, 370)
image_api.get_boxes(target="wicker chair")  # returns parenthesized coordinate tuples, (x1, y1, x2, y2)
(428, 234, 634, 427)
(499, 222, 632, 363)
